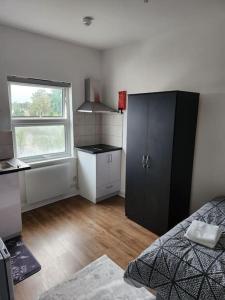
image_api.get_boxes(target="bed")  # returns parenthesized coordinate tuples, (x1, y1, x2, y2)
(124, 197, 225, 299)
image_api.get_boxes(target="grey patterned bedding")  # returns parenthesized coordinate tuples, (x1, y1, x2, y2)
(124, 197, 225, 299)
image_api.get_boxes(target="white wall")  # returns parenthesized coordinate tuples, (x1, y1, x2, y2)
(0, 24, 101, 207)
(101, 16, 225, 212)
(0, 24, 101, 132)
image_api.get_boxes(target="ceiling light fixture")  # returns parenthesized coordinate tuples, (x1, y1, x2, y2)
(82, 16, 94, 26)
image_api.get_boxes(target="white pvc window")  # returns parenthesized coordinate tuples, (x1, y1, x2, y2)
(8, 77, 72, 162)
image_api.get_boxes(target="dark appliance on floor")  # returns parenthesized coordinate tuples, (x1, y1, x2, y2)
(0, 239, 14, 300)
(125, 91, 199, 235)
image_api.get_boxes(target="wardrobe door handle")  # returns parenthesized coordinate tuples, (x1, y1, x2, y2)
(142, 155, 147, 168)
(146, 154, 150, 168)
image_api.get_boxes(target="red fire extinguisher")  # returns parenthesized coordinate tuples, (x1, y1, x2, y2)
(118, 91, 127, 114)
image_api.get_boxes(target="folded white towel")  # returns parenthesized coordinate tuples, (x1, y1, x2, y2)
(184, 220, 222, 249)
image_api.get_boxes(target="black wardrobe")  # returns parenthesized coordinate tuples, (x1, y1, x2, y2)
(125, 91, 199, 235)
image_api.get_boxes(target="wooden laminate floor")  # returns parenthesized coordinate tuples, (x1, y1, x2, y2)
(15, 196, 158, 300)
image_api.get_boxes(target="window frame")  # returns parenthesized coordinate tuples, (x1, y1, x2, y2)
(8, 78, 73, 163)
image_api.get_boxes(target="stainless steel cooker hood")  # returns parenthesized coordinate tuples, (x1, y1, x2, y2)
(77, 78, 116, 113)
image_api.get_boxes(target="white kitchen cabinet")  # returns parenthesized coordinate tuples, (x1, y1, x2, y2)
(77, 150, 121, 203)
(0, 173, 22, 240)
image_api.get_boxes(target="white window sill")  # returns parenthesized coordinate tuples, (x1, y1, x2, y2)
(26, 156, 76, 169)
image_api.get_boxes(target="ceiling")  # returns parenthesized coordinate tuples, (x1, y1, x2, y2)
(0, 0, 224, 50)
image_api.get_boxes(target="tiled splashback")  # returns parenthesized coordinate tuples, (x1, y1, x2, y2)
(74, 113, 123, 147)
(0, 130, 14, 160)
(74, 113, 101, 146)
(101, 114, 123, 147)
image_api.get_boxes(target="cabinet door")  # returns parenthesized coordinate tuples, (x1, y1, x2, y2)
(96, 151, 121, 199)
(0, 173, 22, 239)
(96, 153, 110, 188)
(109, 151, 121, 183)
(145, 92, 176, 234)
(78, 151, 97, 202)
(126, 94, 149, 220)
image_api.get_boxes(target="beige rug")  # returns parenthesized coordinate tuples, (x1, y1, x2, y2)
(39, 255, 156, 300)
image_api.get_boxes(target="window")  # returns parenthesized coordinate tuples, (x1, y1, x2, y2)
(8, 77, 72, 162)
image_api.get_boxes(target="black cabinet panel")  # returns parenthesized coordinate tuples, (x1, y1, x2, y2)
(125, 95, 148, 219)
(169, 92, 199, 228)
(145, 93, 176, 234)
(125, 91, 199, 235)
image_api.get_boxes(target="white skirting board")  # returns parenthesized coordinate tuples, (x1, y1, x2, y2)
(22, 192, 79, 213)
(119, 191, 125, 198)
